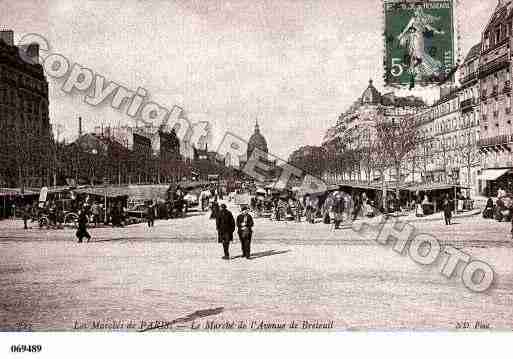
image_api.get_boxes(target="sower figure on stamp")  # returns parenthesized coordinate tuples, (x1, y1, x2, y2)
(237, 205, 254, 259)
(216, 203, 235, 260)
(397, 7, 444, 81)
(76, 208, 91, 243)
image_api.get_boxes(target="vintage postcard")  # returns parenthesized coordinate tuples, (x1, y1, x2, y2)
(0, 0, 512, 356)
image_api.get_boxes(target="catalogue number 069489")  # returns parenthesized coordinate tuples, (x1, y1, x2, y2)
(10, 345, 42, 353)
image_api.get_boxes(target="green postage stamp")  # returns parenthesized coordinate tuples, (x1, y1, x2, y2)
(384, 0, 456, 87)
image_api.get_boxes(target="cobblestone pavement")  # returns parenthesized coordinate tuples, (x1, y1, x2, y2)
(1, 204, 513, 331)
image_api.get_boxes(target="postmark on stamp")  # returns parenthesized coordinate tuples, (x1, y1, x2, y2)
(384, 0, 456, 87)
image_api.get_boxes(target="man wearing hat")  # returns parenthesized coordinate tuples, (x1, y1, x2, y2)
(216, 203, 235, 259)
(237, 205, 254, 259)
(333, 187, 345, 230)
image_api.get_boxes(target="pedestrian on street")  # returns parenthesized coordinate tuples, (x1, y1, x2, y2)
(216, 203, 235, 260)
(210, 200, 220, 219)
(76, 209, 91, 243)
(146, 201, 155, 227)
(352, 193, 361, 221)
(91, 202, 100, 227)
(483, 197, 494, 219)
(48, 201, 57, 228)
(333, 191, 345, 229)
(510, 209, 513, 239)
(442, 195, 452, 226)
(295, 196, 303, 222)
(22, 203, 30, 230)
(237, 205, 254, 259)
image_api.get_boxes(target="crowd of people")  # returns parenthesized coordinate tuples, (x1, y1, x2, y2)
(2, 180, 490, 251)
(245, 187, 378, 229)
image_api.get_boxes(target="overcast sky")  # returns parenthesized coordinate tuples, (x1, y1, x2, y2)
(1, 0, 497, 158)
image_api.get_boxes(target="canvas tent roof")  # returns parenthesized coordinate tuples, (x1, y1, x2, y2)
(0, 188, 38, 197)
(75, 187, 130, 198)
(406, 183, 470, 192)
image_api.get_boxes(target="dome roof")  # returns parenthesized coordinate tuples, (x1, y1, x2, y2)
(361, 79, 382, 105)
(247, 120, 268, 158)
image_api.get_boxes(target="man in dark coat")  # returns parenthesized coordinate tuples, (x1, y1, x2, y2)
(442, 195, 452, 225)
(76, 209, 91, 243)
(216, 204, 235, 260)
(146, 201, 155, 227)
(333, 191, 345, 229)
(484, 197, 494, 219)
(236, 206, 254, 259)
(352, 193, 361, 221)
(210, 200, 220, 220)
(22, 204, 31, 230)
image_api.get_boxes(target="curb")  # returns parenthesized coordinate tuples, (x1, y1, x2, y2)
(384, 209, 482, 224)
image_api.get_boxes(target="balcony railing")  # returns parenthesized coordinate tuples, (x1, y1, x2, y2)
(492, 85, 499, 97)
(504, 80, 511, 93)
(478, 133, 513, 147)
(460, 71, 477, 84)
(460, 98, 476, 112)
(482, 114, 488, 122)
(479, 54, 511, 78)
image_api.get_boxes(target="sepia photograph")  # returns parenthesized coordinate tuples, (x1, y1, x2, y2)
(0, 0, 511, 357)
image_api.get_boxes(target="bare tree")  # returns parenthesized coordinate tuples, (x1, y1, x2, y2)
(457, 130, 481, 190)
(376, 116, 418, 195)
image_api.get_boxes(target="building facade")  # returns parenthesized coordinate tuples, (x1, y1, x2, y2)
(458, 43, 482, 195)
(324, 80, 426, 183)
(414, 87, 479, 189)
(477, 0, 513, 196)
(0, 30, 53, 188)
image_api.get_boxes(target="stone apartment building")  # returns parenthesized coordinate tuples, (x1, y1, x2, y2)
(414, 89, 462, 185)
(0, 29, 53, 188)
(413, 55, 480, 197)
(458, 43, 482, 195)
(324, 79, 425, 182)
(478, 0, 513, 195)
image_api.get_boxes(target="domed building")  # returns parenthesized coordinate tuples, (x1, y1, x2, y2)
(360, 79, 382, 105)
(247, 120, 268, 160)
(323, 78, 426, 183)
(238, 120, 277, 180)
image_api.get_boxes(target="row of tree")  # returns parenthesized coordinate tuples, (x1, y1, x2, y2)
(0, 131, 234, 189)
(288, 115, 480, 194)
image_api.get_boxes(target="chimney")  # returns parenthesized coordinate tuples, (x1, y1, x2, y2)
(0, 29, 14, 46)
(78, 116, 83, 137)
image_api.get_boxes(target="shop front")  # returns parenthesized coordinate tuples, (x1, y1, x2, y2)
(478, 168, 513, 197)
